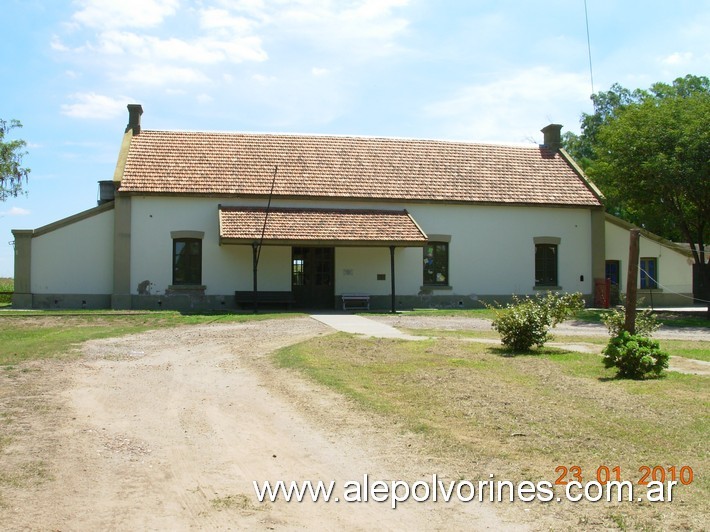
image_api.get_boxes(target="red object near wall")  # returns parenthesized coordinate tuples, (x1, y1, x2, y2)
(594, 278, 611, 308)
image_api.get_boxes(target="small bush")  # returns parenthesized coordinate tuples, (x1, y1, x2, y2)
(603, 332, 669, 379)
(0, 278, 13, 306)
(602, 307, 660, 337)
(489, 292, 585, 352)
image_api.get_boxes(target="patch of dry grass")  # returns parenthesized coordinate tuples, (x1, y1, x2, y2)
(0, 311, 302, 366)
(275, 334, 709, 531)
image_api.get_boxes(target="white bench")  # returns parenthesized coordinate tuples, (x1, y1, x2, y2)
(341, 293, 370, 311)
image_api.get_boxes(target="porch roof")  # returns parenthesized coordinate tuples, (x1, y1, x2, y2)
(218, 206, 428, 246)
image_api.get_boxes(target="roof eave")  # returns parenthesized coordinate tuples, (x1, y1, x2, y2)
(219, 237, 426, 247)
(558, 148, 605, 205)
(120, 189, 602, 208)
(605, 213, 694, 258)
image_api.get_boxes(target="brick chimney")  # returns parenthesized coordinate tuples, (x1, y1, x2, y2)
(541, 123, 563, 151)
(126, 104, 143, 134)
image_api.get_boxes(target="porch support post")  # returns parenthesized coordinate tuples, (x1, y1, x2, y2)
(390, 245, 396, 314)
(252, 242, 258, 314)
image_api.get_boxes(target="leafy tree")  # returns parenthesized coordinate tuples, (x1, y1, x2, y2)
(564, 75, 710, 305)
(0, 119, 31, 201)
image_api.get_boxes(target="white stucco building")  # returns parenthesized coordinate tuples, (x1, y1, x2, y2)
(11, 105, 693, 310)
(604, 214, 695, 307)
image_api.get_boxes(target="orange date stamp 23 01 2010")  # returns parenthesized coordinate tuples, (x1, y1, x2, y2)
(554, 465, 694, 486)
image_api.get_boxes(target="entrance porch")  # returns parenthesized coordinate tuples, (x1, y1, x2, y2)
(218, 206, 428, 311)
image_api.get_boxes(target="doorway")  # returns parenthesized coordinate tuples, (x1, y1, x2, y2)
(605, 260, 621, 305)
(292, 247, 335, 309)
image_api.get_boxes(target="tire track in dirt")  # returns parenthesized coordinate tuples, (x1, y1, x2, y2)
(1, 317, 521, 531)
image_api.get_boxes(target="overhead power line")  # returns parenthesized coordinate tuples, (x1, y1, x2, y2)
(584, 0, 595, 95)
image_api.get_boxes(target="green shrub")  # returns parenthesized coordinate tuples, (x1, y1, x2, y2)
(602, 307, 660, 337)
(0, 278, 13, 306)
(489, 292, 585, 352)
(603, 332, 669, 379)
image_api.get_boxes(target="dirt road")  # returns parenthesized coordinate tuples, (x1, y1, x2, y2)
(1, 317, 517, 530)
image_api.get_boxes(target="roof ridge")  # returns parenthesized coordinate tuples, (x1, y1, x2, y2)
(220, 205, 409, 214)
(137, 129, 540, 149)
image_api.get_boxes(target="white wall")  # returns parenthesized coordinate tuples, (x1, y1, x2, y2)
(406, 203, 593, 296)
(335, 247, 421, 295)
(31, 209, 114, 294)
(130, 197, 292, 294)
(129, 196, 594, 297)
(605, 220, 693, 294)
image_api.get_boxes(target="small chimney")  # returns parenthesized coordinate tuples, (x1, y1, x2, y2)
(126, 104, 143, 134)
(541, 123, 563, 151)
(97, 180, 116, 205)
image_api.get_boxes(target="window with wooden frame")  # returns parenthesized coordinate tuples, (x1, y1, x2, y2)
(172, 238, 202, 285)
(640, 257, 658, 289)
(423, 242, 449, 286)
(605, 260, 621, 286)
(535, 243, 558, 287)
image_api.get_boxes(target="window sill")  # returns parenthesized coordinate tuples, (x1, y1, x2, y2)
(534, 285, 562, 290)
(421, 285, 453, 291)
(166, 285, 206, 296)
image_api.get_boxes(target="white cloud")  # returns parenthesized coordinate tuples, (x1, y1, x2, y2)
(271, 0, 411, 59)
(50, 35, 70, 52)
(311, 67, 329, 77)
(60, 93, 130, 119)
(119, 64, 210, 86)
(660, 52, 693, 66)
(199, 8, 257, 34)
(424, 67, 591, 142)
(52, 0, 412, 123)
(252, 73, 277, 84)
(71, 0, 180, 30)
(196, 93, 213, 104)
(95, 31, 267, 64)
(1, 207, 31, 216)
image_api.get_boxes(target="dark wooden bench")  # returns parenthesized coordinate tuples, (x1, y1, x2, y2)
(234, 290, 295, 309)
(341, 293, 370, 310)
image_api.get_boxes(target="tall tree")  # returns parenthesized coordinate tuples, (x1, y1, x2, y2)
(565, 75, 710, 305)
(0, 119, 31, 201)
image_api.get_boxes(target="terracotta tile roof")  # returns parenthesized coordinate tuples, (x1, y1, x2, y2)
(120, 130, 602, 207)
(219, 206, 427, 245)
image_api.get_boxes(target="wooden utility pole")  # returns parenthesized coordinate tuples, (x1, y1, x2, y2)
(624, 229, 640, 334)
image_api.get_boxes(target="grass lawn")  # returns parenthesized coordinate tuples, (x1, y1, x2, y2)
(399, 327, 710, 362)
(275, 334, 709, 530)
(660, 339, 710, 363)
(0, 310, 301, 366)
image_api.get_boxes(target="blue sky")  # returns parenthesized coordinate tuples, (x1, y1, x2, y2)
(1, 0, 708, 276)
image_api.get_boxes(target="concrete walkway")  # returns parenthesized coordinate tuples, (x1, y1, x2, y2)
(310, 313, 427, 340)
